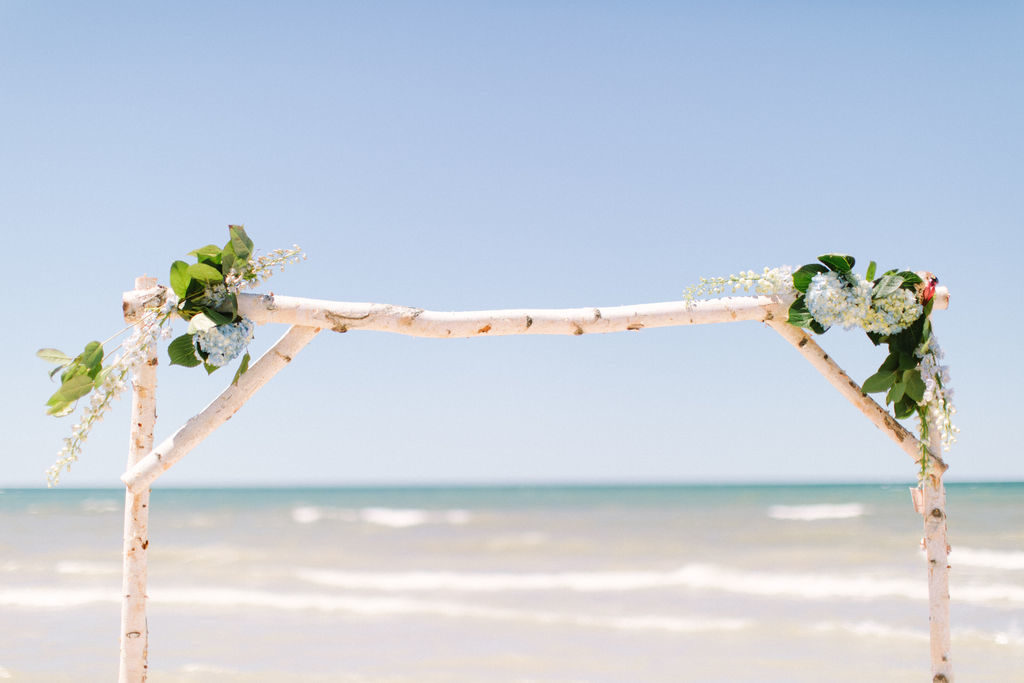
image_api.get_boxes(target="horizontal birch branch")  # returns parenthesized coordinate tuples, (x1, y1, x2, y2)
(236, 293, 795, 337)
(232, 286, 948, 338)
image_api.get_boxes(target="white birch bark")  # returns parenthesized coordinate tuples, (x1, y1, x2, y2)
(236, 293, 793, 336)
(923, 416, 953, 681)
(119, 277, 158, 683)
(766, 320, 948, 474)
(233, 287, 946, 337)
(121, 325, 319, 493)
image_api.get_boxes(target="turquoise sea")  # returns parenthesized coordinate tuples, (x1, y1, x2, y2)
(1, 483, 1022, 681)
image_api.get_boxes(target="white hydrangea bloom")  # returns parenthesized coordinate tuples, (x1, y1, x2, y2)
(193, 319, 255, 367)
(805, 272, 871, 329)
(806, 271, 923, 335)
(862, 288, 923, 335)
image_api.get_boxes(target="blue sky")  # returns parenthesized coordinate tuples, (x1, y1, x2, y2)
(2, 2, 1021, 486)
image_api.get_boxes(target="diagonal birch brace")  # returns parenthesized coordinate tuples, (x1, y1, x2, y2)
(766, 320, 947, 474)
(122, 325, 320, 494)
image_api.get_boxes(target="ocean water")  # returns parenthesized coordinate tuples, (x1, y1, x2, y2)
(1, 483, 1022, 682)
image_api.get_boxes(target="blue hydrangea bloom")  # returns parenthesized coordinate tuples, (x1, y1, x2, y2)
(193, 319, 254, 367)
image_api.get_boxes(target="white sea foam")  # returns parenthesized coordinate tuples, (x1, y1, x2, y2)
(291, 506, 470, 528)
(296, 564, 1024, 605)
(768, 503, 865, 521)
(954, 547, 1024, 571)
(812, 620, 928, 641)
(0, 585, 746, 633)
(55, 561, 120, 576)
(0, 588, 117, 608)
(291, 506, 323, 524)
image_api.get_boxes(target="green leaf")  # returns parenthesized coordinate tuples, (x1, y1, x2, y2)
(809, 320, 828, 335)
(905, 370, 926, 403)
(50, 401, 76, 417)
(865, 261, 877, 281)
(872, 274, 903, 300)
(187, 262, 224, 284)
(792, 264, 828, 293)
(231, 352, 250, 385)
(894, 396, 917, 419)
(920, 317, 932, 346)
(168, 334, 202, 368)
(880, 352, 900, 372)
(93, 367, 110, 390)
(862, 369, 897, 394)
(78, 341, 103, 373)
(898, 270, 923, 286)
(46, 399, 73, 417)
(203, 307, 233, 325)
(204, 362, 219, 375)
(229, 225, 253, 263)
(787, 296, 814, 328)
(37, 348, 72, 365)
(186, 312, 218, 335)
(188, 244, 222, 266)
(888, 381, 906, 404)
(898, 352, 916, 372)
(60, 362, 89, 384)
(818, 253, 855, 273)
(47, 374, 94, 407)
(221, 240, 237, 275)
(169, 260, 192, 298)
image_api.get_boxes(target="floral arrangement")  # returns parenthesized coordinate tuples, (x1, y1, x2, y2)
(685, 253, 956, 475)
(38, 226, 303, 485)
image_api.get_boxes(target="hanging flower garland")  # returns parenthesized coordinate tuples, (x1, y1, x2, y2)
(37, 226, 304, 485)
(684, 253, 956, 475)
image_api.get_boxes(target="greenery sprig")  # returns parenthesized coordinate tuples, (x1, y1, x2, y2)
(167, 225, 257, 383)
(683, 253, 956, 477)
(38, 225, 303, 485)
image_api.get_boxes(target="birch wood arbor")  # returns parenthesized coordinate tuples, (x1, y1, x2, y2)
(118, 279, 954, 682)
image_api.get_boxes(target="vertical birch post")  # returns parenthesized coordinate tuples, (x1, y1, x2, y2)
(119, 276, 158, 683)
(923, 418, 953, 682)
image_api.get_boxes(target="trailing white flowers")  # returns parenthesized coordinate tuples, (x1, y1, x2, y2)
(682, 265, 796, 302)
(45, 294, 178, 485)
(916, 336, 958, 453)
